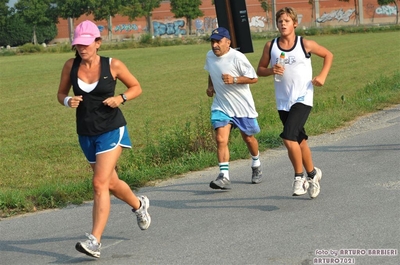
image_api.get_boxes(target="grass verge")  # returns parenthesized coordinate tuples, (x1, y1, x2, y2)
(0, 30, 399, 217)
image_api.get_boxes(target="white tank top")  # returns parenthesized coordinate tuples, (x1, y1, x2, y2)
(270, 36, 313, 111)
(77, 58, 113, 93)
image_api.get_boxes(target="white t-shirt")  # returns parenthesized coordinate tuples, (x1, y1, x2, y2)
(270, 36, 313, 111)
(204, 48, 258, 118)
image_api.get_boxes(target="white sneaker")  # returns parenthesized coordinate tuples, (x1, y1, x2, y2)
(75, 233, 101, 258)
(308, 167, 322, 199)
(292, 176, 309, 196)
(133, 195, 151, 230)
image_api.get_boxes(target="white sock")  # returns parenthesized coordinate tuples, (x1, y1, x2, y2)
(219, 162, 229, 180)
(221, 170, 229, 180)
(251, 152, 261, 167)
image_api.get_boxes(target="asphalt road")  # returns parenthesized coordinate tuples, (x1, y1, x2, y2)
(1, 105, 399, 265)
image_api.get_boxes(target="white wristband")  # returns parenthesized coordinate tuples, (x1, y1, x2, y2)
(64, 96, 72, 107)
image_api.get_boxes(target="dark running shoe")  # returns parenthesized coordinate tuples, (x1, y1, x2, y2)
(210, 173, 231, 190)
(251, 166, 263, 184)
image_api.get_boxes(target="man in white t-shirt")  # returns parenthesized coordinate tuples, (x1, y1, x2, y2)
(204, 27, 263, 190)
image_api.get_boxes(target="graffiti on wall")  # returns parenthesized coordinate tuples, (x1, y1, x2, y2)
(195, 17, 218, 34)
(204, 17, 218, 32)
(114, 23, 142, 33)
(195, 19, 204, 34)
(153, 20, 186, 36)
(111, 14, 302, 36)
(316, 9, 355, 23)
(376, 5, 398, 16)
(104, 4, 396, 38)
(248, 14, 302, 29)
(152, 17, 217, 36)
(97, 25, 105, 32)
(249, 16, 267, 28)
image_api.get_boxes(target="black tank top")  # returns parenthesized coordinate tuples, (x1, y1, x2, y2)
(70, 56, 126, 136)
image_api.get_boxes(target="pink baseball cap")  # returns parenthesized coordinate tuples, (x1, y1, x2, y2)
(72, 20, 101, 46)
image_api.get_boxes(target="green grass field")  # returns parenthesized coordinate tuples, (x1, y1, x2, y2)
(1, 31, 400, 216)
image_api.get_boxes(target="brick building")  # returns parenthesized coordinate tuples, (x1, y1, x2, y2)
(54, 0, 398, 43)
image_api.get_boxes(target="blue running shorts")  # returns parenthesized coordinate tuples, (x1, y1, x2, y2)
(78, 126, 132, 163)
(211, 110, 260, 136)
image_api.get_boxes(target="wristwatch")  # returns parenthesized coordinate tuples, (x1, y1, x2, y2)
(233, 77, 238, 84)
(120, 93, 127, 104)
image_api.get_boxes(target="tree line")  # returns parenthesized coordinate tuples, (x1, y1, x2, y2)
(1, 0, 398, 47)
(0, 0, 203, 47)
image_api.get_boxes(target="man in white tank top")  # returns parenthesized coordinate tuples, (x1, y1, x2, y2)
(257, 7, 333, 199)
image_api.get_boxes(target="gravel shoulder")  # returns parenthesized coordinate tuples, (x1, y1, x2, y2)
(308, 104, 400, 146)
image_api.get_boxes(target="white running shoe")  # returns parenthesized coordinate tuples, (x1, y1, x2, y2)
(292, 176, 309, 196)
(308, 167, 322, 199)
(133, 195, 151, 230)
(75, 233, 101, 258)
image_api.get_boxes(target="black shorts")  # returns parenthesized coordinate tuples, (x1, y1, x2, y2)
(278, 103, 312, 144)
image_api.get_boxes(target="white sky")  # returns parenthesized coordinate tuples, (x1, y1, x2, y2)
(8, 0, 17, 7)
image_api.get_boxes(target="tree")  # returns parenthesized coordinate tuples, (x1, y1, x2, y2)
(339, 0, 360, 25)
(308, 0, 318, 26)
(308, 0, 314, 20)
(170, 0, 203, 35)
(54, 0, 92, 42)
(0, 0, 10, 28)
(378, 0, 399, 24)
(259, 0, 272, 29)
(120, 0, 162, 36)
(14, 0, 57, 45)
(87, 0, 125, 41)
(0, 13, 57, 46)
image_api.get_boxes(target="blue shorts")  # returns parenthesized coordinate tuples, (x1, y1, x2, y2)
(78, 126, 132, 163)
(211, 110, 260, 136)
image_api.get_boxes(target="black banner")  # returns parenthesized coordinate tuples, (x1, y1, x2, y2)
(214, 0, 253, 53)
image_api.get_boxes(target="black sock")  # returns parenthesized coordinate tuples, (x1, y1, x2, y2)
(307, 168, 316, 179)
(294, 173, 303, 178)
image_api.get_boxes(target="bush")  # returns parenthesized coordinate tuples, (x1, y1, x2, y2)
(139, 33, 153, 45)
(18, 43, 45, 53)
(46, 43, 73, 53)
(0, 48, 17, 56)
